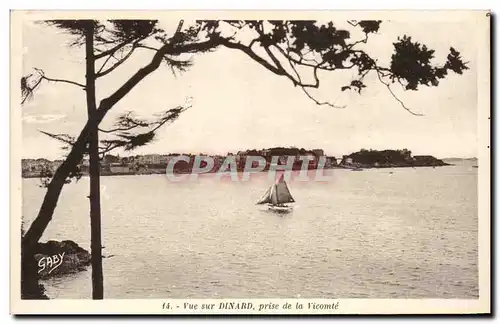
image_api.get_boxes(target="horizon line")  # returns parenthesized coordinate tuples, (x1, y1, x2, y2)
(21, 150, 478, 162)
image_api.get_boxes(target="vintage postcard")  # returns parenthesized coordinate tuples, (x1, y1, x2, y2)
(10, 10, 490, 315)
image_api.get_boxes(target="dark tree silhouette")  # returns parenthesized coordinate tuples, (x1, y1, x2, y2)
(20, 19, 468, 299)
(21, 19, 190, 299)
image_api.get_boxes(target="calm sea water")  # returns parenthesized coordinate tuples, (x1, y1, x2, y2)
(22, 162, 478, 299)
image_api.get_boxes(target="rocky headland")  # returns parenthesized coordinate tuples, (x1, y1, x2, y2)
(34, 240, 91, 279)
(21, 239, 91, 299)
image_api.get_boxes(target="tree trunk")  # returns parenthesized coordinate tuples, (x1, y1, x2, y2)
(85, 23, 104, 300)
(21, 137, 87, 298)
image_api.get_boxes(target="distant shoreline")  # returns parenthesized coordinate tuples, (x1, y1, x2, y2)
(22, 148, 474, 179)
(21, 163, 459, 179)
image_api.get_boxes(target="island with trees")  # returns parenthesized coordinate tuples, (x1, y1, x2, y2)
(340, 149, 450, 168)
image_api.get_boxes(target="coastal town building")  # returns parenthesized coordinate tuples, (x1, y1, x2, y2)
(109, 163, 131, 174)
(27, 148, 443, 179)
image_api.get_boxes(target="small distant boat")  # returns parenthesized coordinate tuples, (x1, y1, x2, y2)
(256, 174, 295, 213)
(351, 167, 363, 171)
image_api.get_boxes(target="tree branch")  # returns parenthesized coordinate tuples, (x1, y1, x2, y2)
(34, 68, 85, 88)
(220, 35, 346, 108)
(149, 106, 187, 132)
(98, 141, 124, 158)
(98, 112, 149, 133)
(98, 126, 139, 133)
(347, 33, 369, 50)
(96, 104, 188, 157)
(375, 70, 424, 116)
(39, 130, 77, 146)
(98, 39, 218, 119)
(301, 87, 346, 109)
(94, 25, 158, 60)
(41, 76, 86, 89)
(219, 38, 284, 76)
(96, 52, 115, 74)
(96, 45, 137, 78)
(283, 55, 345, 108)
(21, 75, 43, 105)
(255, 23, 287, 73)
(94, 39, 134, 60)
(136, 44, 161, 52)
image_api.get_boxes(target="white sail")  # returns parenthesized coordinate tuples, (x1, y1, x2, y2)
(276, 179, 295, 204)
(257, 174, 295, 206)
(271, 184, 279, 205)
(256, 185, 272, 204)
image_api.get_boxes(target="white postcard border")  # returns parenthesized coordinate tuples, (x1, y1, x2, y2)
(9, 9, 491, 315)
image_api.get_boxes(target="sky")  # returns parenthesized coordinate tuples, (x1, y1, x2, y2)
(21, 17, 479, 160)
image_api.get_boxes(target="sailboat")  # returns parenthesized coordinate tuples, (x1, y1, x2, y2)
(256, 174, 295, 213)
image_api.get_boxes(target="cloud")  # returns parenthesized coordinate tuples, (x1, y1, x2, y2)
(23, 114, 66, 124)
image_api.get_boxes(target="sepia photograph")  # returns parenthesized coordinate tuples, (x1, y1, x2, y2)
(10, 10, 490, 315)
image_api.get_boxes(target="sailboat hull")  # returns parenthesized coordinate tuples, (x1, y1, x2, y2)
(268, 205, 293, 213)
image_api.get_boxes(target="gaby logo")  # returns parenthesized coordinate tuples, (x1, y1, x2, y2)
(38, 252, 65, 274)
(164, 155, 334, 182)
